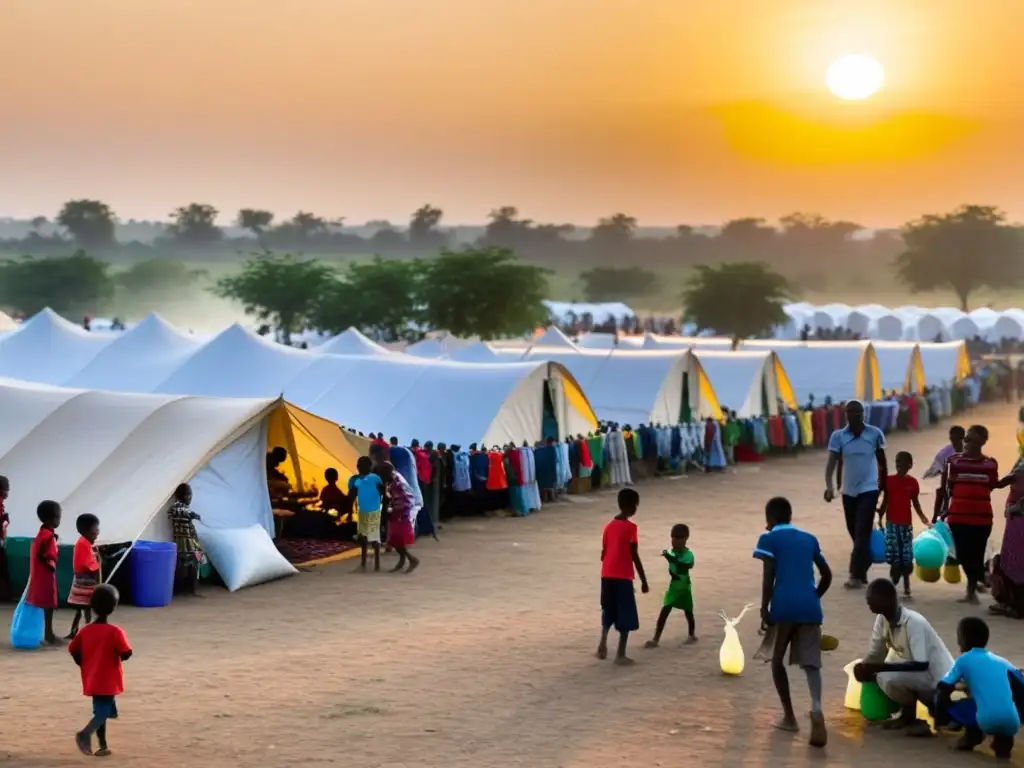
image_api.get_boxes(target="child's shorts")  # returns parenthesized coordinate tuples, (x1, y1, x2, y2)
(662, 581, 693, 612)
(600, 578, 639, 633)
(772, 623, 822, 669)
(92, 696, 118, 720)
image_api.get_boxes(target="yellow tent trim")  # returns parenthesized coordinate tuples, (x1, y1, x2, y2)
(267, 402, 362, 493)
(856, 346, 883, 402)
(561, 371, 599, 430)
(693, 360, 724, 420)
(773, 353, 799, 410)
(954, 343, 972, 382)
(905, 346, 926, 395)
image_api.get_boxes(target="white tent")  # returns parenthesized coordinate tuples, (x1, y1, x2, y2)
(642, 334, 734, 351)
(575, 332, 644, 350)
(918, 341, 972, 386)
(0, 309, 114, 385)
(65, 313, 204, 391)
(847, 305, 904, 341)
(0, 378, 276, 545)
(692, 350, 797, 417)
(742, 340, 879, 404)
(318, 327, 392, 356)
(542, 301, 633, 324)
(993, 310, 1024, 341)
(0, 311, 16, 332)
(810, 303, 852, 332)
(404, 334, 474, 359)
(917, 308, 963, 342)
(871, 342, 925, 394)
(533, 326, 578, 349)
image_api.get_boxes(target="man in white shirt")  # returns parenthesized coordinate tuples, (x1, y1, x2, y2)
(853, 579, 955, 735)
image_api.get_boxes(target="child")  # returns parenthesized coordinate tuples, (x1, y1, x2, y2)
(936, 616, 1024, 758)
(66, 514, 101, 639)
(379, 462, 420, 573)
(346, 458, 384, 572)
(877, 451, 929, 599)
(754, 496, 832, 748)
(597, 488, 649, 665)
(69, 584, 132, 757)
(27, 500, 61, 644)
(0, 475, 11, 601)
(645, 523, 696, 648)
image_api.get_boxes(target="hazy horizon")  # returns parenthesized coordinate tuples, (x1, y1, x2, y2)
(3, 1, 1023, 227)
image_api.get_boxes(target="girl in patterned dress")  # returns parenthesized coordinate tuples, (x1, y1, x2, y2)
(67, 514, 101, 639)
(167, 483, 206, 596)
(380, 462, 420, 574)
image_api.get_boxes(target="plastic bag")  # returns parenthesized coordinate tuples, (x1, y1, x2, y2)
(10, 588, 44, 650)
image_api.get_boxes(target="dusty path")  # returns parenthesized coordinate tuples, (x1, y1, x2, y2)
(1, 404, 1022, 767)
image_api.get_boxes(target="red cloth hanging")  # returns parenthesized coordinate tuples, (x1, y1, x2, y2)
(505, 448, 524, 486)
(486, 451, 509, 490)
(903, 395, 919, 430)
(767, 416, 785, 448)
(578, 439, 593, 469)
(812, 407, 827, 448)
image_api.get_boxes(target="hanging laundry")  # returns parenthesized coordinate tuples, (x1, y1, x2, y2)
(606, 430, 632, 486)
(486, 450, 509, 491)
(705, 421, 727, 469)
(520, 447, 542, 511)
(469, 450, 490, 491)
(534, 444, 558, 490)
(452, 451, 472, 492)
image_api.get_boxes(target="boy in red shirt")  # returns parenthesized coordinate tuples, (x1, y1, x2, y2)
(69, 584, 132, 757)
(597, 488, 649, 665)
(877, 451, 929, 599)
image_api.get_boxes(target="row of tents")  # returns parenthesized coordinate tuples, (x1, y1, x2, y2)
(0, 309, 974, 554)
(778, 303, 1024, 342)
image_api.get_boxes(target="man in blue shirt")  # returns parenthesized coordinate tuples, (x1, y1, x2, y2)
(754, 497, 833, 748)
(824, 400, 888, 589)
(936, 616, 1024, 758)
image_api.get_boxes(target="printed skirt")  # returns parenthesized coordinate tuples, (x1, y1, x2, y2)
(68, 572, 99, 607)
(885, 522, 914, 569)
(357, 510, 382, 544)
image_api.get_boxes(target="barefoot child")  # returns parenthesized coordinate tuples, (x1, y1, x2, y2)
(936, 616, 1024, 758)
(27, 500, 61, 644)
(754, 496, 832, 747)
(597, 488, 650, 665)
(878, 451, 930, 600)
(66, 514, 101, 639)
(380, 462, 420, 574)
(645, 523, 696, 647)
(70, 584, 132, 757)
(347, 458, 384, 571)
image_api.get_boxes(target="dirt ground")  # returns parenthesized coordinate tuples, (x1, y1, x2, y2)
(2, 404, 1023, 767)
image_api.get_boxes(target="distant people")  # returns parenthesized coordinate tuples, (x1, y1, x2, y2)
(853, 579, 954, 736)
(82, 316, 91, 331)
(266, 447, 292, 500)
(924, 425, 965, 522)
(644, 523, 696, 648)
(824, 400, 888, 589)
(942, 425, 998, 604)
(754, 496, 831, 747)
(800, 324, 810, 342)
(66, 513, 101, 639)
(28, 500, 62, 644)
(167, 484, 205, 596)
(597, 488, 649, 665)
(70, 584, 132, 757)
(935, 616, 1024, 757)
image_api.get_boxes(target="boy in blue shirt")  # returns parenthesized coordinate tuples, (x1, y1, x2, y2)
(346, 457, 384, 572)
(936, 616, 1024, 758)
(754, 497, 833, 748)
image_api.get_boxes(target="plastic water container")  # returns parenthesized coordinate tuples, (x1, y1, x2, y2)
(129, 541, 177, 608)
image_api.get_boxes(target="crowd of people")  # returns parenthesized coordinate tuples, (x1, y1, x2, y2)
(594, 400, 1024, 755)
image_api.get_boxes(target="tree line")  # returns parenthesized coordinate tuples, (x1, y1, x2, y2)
(1, 203, 1021, 343)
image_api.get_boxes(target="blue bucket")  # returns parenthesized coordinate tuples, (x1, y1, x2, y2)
(129, 541, 178, 608)
(870, 528, 887, 564)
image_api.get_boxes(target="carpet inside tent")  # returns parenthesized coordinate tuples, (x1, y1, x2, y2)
(275, 538, 359, 566)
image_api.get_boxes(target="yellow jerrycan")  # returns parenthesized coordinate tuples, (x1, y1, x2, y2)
(719, 604, 755, 675)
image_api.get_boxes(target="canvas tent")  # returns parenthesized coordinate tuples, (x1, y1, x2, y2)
(692, 350, 797, 418)
(742, 340, 880, 404)
(318, 327, 392, 356)
(871, 342, 926, 394)
(575, 333, 644, 350)
(0, 308, 115, 385)
(918, 340, 972, 386)
(0, 311, 16, 332)
(532, 326, 578, 349)
(0, 379, 358, 547)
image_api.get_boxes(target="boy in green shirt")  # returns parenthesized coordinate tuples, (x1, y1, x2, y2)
(645, 523, 697, 647)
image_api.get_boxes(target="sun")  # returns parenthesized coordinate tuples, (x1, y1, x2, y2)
(826, 54, 885, 101)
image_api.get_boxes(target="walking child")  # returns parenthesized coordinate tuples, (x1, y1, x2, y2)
(645, 523, 696, 647)
(754, 496, 833, 747)
(597, 488, 649, 665)
(70, 584, 132, 757)
(66, 514, 101, 639)
(27, 500, 61, 644)
(347, 458, 384, 571)
(379, 462, 420, 573)
(878, 451, 930, 599)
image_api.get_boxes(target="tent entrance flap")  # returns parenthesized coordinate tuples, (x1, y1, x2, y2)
(542, 379, 559, 441)
(266, 402, 362, 493)
(680, 372, 691, 423)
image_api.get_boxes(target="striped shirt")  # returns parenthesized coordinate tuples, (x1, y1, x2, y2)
(945, 453, 998, 526)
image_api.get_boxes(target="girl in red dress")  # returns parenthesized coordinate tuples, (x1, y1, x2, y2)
(67, 514, 101, 639)
(381, 462, 420, 574)
(28, 500, 62, 644)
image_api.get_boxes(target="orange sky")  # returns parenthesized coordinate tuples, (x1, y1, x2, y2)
(1, 0, 1022, 227)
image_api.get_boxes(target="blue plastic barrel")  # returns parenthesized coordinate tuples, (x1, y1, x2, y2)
(129, 541, 178, 608)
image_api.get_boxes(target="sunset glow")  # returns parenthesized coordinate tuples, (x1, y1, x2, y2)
(826, 55, 885, 101)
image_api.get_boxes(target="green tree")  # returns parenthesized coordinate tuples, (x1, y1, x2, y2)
(169, 203, 223, 245)
(409, 204, 446, 249)
(580, 266, 658, 302)
(681, 262, 792, 348)
(589, 213, 637, 249)
(418, 247, 549, 339)
(313, 257, 422, 342)
(237, 209, 275, 246)
(56, 199, 117, 250)
(115, 259, 207, 300)
(212, 251, 334, 343)
(0, 250, 115, 316)
(894, 204, 1023, 311)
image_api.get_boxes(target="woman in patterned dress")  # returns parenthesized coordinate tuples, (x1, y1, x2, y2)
(991, 456, 1024, 618)
(167, 483, 206, 596)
